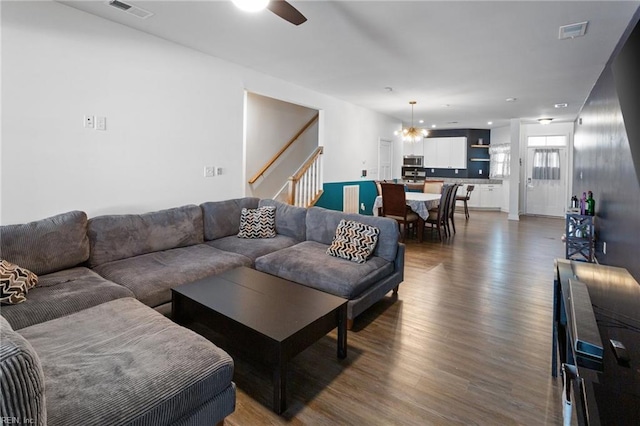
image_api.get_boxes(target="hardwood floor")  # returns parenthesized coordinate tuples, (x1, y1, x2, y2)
(225, 211, 566, 425)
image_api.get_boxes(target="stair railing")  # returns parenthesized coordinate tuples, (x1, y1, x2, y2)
(288, 146, 324, 207)
(248, 113, 319, 185)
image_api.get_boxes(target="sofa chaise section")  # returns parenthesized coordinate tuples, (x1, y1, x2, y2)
(6, 297, 235, 426)
(0, 211, 134, 329)
(87, 205, 252, 314)
(201, 198, 304, 262)
(255, 206, 405, 326)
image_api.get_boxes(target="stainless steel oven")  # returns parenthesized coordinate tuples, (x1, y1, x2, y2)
(402, 168, 426, 181)
(403, 155, 423, 167)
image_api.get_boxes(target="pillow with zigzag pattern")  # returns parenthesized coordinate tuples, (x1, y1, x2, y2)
(327, 219, 379, 264)
(1, 259, 39, 305)
(238, 206, 276, 239)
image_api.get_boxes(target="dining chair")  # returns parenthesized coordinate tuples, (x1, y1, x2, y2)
(423, 180, 444, 195)
(380, 183, 420, 243)
(425, 184, 452, 241)
(456, 185, 475, 220)
(446, 184, 460, 235)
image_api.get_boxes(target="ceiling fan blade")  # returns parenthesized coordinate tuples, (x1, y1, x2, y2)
(267, 0, 307, 26)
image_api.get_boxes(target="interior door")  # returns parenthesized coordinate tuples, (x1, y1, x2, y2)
(525, 147, 567, 216)
(378, 139, 393, 180)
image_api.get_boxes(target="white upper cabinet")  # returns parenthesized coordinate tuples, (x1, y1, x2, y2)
(423, 137, 467, 169)
(402, 139, 424, 158)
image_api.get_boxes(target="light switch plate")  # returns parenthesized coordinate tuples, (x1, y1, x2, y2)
(96, 116, 106, 131)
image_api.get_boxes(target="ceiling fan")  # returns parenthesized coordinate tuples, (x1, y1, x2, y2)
(232, 0, 307, 26)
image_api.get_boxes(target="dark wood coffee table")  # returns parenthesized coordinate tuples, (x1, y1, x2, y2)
(171, 266, 347, 414)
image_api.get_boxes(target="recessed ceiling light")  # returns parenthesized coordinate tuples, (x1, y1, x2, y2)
(538, 118, 553, 125)
(431, 124, 437, 128)
(442, 104, 451, 108)
(419, 119, 424, 124)
(505, 97, 517, 102)
(554, 103, 568, 108)
(487, 121, 493, 125)
(384, 87, 393, 92)
(232, 0, 269, 12)
(447, 121, 458, 124)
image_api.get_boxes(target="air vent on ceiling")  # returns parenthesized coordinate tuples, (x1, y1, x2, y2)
(559, 21, 588, 40)
(107, 0, 153, 19)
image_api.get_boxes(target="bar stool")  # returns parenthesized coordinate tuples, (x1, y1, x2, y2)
(456, 185, 474, 220)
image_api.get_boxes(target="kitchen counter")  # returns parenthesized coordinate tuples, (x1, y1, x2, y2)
(399, 178, 503, 185)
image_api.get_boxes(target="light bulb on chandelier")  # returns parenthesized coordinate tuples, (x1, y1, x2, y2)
(394, 101, 429, 142)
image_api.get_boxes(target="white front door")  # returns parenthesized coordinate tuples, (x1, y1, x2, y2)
(525, 146, 567, 216)
(378, 139, 393, 180)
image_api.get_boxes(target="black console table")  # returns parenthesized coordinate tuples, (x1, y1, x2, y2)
(552, 259, 640, 425)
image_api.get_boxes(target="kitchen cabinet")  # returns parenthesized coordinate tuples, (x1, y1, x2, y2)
(402, 139, 424, 158)
(479, 184, 502, 209)
(457, 183, 502, 210)
(423, 137, 467, 169)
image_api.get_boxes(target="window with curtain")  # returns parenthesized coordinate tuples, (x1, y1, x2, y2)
(489, 144, 510, 179)
(532, 148, 561, 180)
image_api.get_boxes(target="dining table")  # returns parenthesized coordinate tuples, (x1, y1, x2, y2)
(373, 192, 441, 220)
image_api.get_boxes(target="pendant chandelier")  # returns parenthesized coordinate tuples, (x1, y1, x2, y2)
(395, 101, 428, 143)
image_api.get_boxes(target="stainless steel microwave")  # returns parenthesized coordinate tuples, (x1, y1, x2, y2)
(403, 155, 423, 167)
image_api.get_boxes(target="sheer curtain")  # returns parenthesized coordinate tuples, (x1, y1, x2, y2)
(532, 149, 560, 180)
(489, 144, 510, 179)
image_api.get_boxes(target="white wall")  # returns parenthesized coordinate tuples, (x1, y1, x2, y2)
(490, 126, 511, 213)
(1, 1, 400, 224)
(490, 126, 510, 146)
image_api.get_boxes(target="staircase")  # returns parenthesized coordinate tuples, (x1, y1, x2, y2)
(248, 113, 323, 207)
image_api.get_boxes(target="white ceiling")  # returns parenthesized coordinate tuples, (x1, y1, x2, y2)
(59, 0, 639, 130)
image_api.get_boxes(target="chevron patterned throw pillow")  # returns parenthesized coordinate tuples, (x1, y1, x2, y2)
(238, 206, 277, 239)
(0, 259, 39, 305)
(327, 219, 380, 264)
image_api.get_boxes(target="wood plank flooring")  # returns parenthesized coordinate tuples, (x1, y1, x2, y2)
(225, 211, 566, 425)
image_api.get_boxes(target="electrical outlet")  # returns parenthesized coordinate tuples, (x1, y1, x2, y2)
(84, 115, 94, 129)
(360, 203, 365, 211)
(216, 167, 223, 176)
(455, 169, 459, 174)
(204, 166, 215, 178)
(479, 169, 482, 175)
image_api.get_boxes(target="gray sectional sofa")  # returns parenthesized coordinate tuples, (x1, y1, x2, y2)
(0, 197, 404, 424)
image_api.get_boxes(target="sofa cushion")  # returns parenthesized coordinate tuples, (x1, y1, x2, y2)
(19, 297, 235, 426)
(1, 260, 39, 305)
(201, 198, 260, 240)
(93, 244, 252, 308)
(206, 234, 299, 262)
(0, 210, 90, 275)
(0, 267, 134, 330)
(326, 220, 380, 264)
(255, 241, 393, 299)
(238, 206, 276, 239)
(258, 198, 307, 241)
(0, 315, 47, 425)
(87, 205, 204, 268)
(306, 207, 399, 263)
